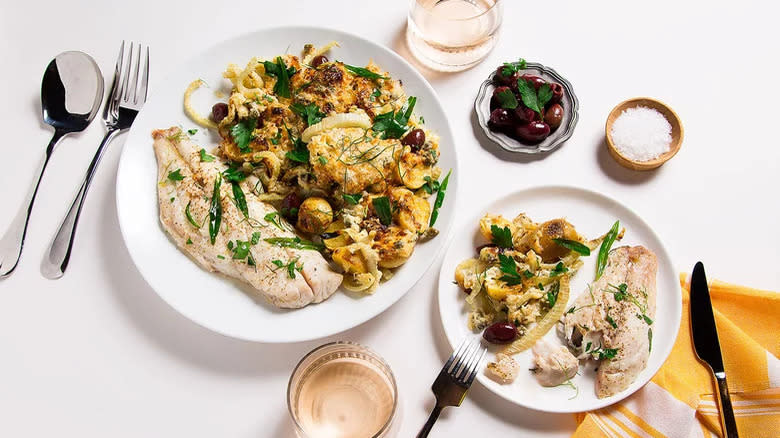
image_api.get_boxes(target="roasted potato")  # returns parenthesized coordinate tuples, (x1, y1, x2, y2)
(479, 214, 515, 242)
(534, 219, 580, 262)
(394, 146, 435, 189)
(389, 187, 430, 233)
(372, 226, 417, 268)
(332, 246, 370, 274)
(297, 197, 333, 234)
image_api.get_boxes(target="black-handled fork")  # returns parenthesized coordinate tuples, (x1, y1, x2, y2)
(417, 338, 486, 438)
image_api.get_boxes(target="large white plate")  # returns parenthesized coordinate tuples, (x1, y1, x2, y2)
(438, 186, 680, 413)
(116, 26, 459, 343)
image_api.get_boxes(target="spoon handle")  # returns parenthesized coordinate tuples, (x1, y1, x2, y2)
(42, 128, 121, 279)
(0, 131, 65, 277)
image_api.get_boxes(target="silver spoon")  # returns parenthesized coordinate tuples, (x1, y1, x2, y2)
(0, 51, 104, 278)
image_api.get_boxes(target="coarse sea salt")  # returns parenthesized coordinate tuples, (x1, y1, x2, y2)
(610, 106, 672, 162)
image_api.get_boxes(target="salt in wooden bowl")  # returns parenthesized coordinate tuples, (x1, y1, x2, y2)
(605, 97, 683, 171)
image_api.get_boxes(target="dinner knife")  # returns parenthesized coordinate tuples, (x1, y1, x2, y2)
(690, 262, 739, 437)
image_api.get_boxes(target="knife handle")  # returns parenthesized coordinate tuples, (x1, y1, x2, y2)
(715, 373, 739, 437)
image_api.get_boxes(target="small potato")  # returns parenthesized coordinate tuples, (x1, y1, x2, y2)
(332, 246, 369, 274)
(297, 197, 333, 234)
(394, 146, 435, 189)
(534, 219, 580, 262)
(389, 187, 430, 233)
(372, 226, 417, 268)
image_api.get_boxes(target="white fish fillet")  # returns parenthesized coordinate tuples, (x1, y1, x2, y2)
(561, 245, 657, 398)
(152, 127, 342, 308)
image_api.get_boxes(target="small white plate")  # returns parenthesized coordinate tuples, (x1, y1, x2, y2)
(116, 26, 459, 343)
(437, 186, 680, 413)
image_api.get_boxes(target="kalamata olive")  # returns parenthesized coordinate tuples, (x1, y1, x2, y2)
(488, 108, 513, 129)
(483, 321, 518, 344)
(280, 192, 302, 221)
(514, 106, 538, 124)
(401, 129, 426, 150)
(544, 103, 564, 129)
(521, 74, 546, 90)
(493, 66, 514, 85)
(514, 121, 551, 144)
(211, 102, 228, 123)
(311, 55, 329, 68)
(549, 83, 564, 103)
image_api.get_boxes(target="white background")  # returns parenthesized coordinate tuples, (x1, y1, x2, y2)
(1, 1, 778, 437)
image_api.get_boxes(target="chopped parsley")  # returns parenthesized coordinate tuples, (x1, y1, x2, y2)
(498, 253, 524, 286)
(251, 232, 262, 245)
(585, 343, 619, 360)
(222, 167, 247, 183)
(186, 238, 193, 245)
(500, 58, 527, 76)
(371, 88, 381, 101)
(342, 193, 362, 205)
(605, 283, 652, 324)
(187, 128, 198, 136)
(550, 262, 568, 277)
(496, 88, 518, 109)
(230, 118, 257, 153)
(284, 127, 309, 164)
(490, 225, 513, 248)
(229, 239, 252, 260)
(317, 156, 328, 165)
(290, 102, 325, 126)
(343, 63, 388, 80)
(421, 175, 440, 195)
(263, 57, 295, 98)
(199, 148, 215, 162)
(264, 212, 287, 230)
(552, 238, 591, 256)
(167, 169, 184, 182)
(606, 315, 618, 329)
(372, 196, 393, 226)
(271, 258, 303, 279)
(371, 96, 416, 139)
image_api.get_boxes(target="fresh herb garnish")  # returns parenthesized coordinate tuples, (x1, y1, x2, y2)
(557, 379, 579, 400)
(285, 136, 310, 163)
(170, 197, 175, 203)
(566, 303, 599, 314)
(371, 96, 416, 139)
(271, 258, 303, 279)
(251, 231, 262, 245)
(496, 88, 518, 109)
(606, 315, 618, 329)
(264, 212, 287, 230)
(263, 57, 295, 98)
(550, 262, 568, 277)
(187, 128, 198, 136)
(552, 238, 591, 256)
(490, 225, 513, 248)
(648, 328, 653, 352)
(186, 238, 193, 245)
(185, 201, 203, 228)
(371, 88, 381, 101)
(229, 239, 251, 260)
(318, 156, 328, 165)
(264, 237, 324, 251)
(208, 174, 222, 244)
(222, 167, 247, 183)
(605, 283, 652, 324)
(546, 282, 560, 307)
(290, 102, 325, 126)
(343, 63, 388, 80)
(501, 58, 527, 76)
(428, 169, 451, 227)
(523, 269, 534, 279)
(217, 255, 225, 260)
(596, 221, 620, 280)
(372, 196, 393, 226)
(270, 129, 282, 145)
(421, 175, 440, 194)
(167, 169, 184, 182)
(585, 343, 619, 360)
(231, 183, 249, 218)
(230, 118, 257, 153)
(498, 253, 524, 286)
(516, 78, 553, 118)
(342, 193, 362, 205)
(199, 148, 216, 162)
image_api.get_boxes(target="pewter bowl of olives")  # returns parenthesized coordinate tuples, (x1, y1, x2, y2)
(475, 61, 579, 154)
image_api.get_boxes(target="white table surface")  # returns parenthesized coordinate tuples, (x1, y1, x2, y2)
(1, 1, 778, 437)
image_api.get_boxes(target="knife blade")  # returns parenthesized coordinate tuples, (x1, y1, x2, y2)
(690, 261, 739, 437)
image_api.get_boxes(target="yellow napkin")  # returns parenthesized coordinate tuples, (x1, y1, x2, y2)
(572, 275, 780, 438)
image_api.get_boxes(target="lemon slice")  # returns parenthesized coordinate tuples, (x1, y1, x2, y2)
(301, 112, 372, 143)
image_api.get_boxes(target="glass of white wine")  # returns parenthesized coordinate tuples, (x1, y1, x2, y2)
(406, 0, 503, 72)
(287, 342, 398, 438)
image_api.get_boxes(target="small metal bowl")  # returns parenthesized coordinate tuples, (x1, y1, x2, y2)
(474, 62, 579, 154)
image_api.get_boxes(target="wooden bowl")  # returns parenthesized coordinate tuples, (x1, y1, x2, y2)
(605, 97, 683, 170)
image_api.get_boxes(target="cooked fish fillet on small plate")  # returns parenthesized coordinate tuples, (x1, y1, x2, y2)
(115, 27, 458, 342)
(437, 186, 680, 413)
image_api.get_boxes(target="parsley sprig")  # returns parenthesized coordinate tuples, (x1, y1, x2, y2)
(271, 258, 303, 279)
(500, 58, 527, 77)
(490, 225, 513, 248)
(372, 196, 393, 226)
(263, 57, 296, 98)
(497, 253, 525, 286)
(167, 169, 184, 182)
(516, 78, 553, 118)
(371, 96, 416, 139)
(230, 118, 257, 153)
(584, 342, 619, 360)
(291, 102, 325, 126)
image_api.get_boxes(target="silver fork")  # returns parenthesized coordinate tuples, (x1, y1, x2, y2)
(417, 338, 487, 438)
(41, 42, 149, 279)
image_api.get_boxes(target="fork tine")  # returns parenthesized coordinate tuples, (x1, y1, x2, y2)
(104, 41, 125, 121)
(454, 341, 481, 380)
(450, 340, 478, 378)
(464, 348, 486, 386)
(139, 46, 150, 103)
(130, 43, 141, 103)
(121, 42, 134, 101)
(443, 338, 469, 372)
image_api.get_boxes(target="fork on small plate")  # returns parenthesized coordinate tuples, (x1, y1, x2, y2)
(41, 41, 149, 279)
(417, 338, 487, 438)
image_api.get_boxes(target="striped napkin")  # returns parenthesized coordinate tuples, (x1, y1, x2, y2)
(572, 275, 780, 438)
